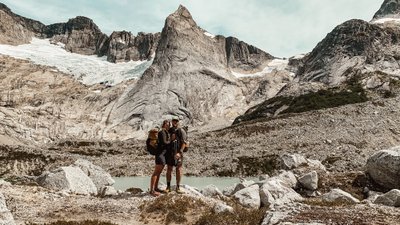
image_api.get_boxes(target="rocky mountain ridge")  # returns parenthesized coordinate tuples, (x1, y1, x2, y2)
(107, 5, 282, 133)
(374, 0, 400, 19)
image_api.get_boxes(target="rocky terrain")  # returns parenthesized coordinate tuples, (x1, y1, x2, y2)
(1, 0, 400, 224)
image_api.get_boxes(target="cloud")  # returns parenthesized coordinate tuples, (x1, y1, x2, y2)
(1, 0, 383, 57)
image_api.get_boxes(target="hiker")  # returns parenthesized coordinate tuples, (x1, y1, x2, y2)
(149, 120, 174, 197)
(165, 118, 188, 193)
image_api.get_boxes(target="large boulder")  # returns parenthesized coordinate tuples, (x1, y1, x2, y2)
(201, 184, 223, 198)
(374, 189, 400, 207)
(73, 159, 115, 192)
(298, 171, 318, 191)
(366, 147, 400, 190)
(322, 189, 360, 204)
(259, 179, 303, 207)
(0, 192, 15, 225)
(233, 185, 260, 209)
(37, 166, 97, 195)
(279, 154, 307, 170)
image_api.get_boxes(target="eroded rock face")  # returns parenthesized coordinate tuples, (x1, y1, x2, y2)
(366, 147, 400, 190)
(374, 189, 400, 207)
(297, 19, 400, 85)
(374, 0, 400, 19)
(45, 16, 107, 55)
(0, 3, 41, 45)
(106, 31, 160, 63)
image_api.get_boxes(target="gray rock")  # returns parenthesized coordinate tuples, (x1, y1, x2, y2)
(213, 202, 234, 214)
(374, 189, 400, 207)
(45, 16, 107, 56)
(0, 192, 16, 225)
(279, 154, 307, 170)
(259, 174, 270, 181)
(233, 185, 261, 209)
(274, 171, 297, 189)
(99, 186, 118, 197)
(0, 180, 11, 187)
(106, 31, 160, 63)
(201, 184, 223, 198)
(259, 179, 303, 207)
(298, 171, 318, 191)
(37, 166, 97, 195)
(73, 159, 114, 192)
(322, 189, 360, 204)
(262, 211, 289, 225)
(366, 147, 400, 190)
(373, 0, 400, 19)
(232, 180, 256, 195)
(222, 184, 236, 196)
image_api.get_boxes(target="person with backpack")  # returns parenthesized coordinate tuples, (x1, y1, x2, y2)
(165, 118, 188, 194)
(149, 120, 174, 197)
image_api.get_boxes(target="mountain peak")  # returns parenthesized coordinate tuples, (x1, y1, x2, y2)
(374, 0, 400, 19)
(165, 5, 197, 30)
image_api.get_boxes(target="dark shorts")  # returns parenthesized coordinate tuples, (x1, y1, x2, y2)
(166, 154, 183, 167)
(155, 154, 166, 165)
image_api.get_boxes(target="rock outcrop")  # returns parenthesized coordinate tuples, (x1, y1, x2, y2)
(44, 16, 108, 55)
(0, 3, 43, 45)
(366, 146, 400, 190)
(297, 19, 400, 85)
(0, 192, 16, 225)
(106, 31, 160, 63)
(108, 5, 275, 131)
(374, 0, 400, 19)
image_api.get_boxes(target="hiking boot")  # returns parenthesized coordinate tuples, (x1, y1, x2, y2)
(175, 187, 184, 194)
(164, 187, 172, 193)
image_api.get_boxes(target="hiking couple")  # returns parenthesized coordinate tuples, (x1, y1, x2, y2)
(149, 118, 188, 197)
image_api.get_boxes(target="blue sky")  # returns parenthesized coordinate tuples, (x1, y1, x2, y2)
(2, 0, 383, 57)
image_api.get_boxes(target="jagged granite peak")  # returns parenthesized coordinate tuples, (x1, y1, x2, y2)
(0, 3, 45, 44)
(296, 19, 400, 84)
(106, 31, 160, 62)
(108, 5, 276, 132)
(225, 36, 274, 72)
(374, 0, 400, 19)
(45, 16, 108, 55)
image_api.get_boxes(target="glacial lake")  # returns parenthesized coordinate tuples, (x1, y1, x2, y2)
(113, 176, 257, 192)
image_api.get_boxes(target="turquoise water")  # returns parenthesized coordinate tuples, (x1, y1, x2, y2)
(113, 176, 250, 192)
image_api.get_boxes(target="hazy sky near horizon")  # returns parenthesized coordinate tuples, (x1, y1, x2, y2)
(2, 0, 383, 57)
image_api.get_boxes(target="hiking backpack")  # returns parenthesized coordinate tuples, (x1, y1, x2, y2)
(146, 128, 159, 155)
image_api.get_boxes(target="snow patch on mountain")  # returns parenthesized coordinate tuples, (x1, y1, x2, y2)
(231, 59, 289, 78)
(204, 32, 215, 38)
(0, 38, 153, 85)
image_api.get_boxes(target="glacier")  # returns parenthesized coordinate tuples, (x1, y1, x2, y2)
(0, 38, 153, 86)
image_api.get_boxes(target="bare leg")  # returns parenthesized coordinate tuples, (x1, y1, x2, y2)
(176, 165, 182, 187)
(166, 165, 173, 190)
(150, 165, 164, 195)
